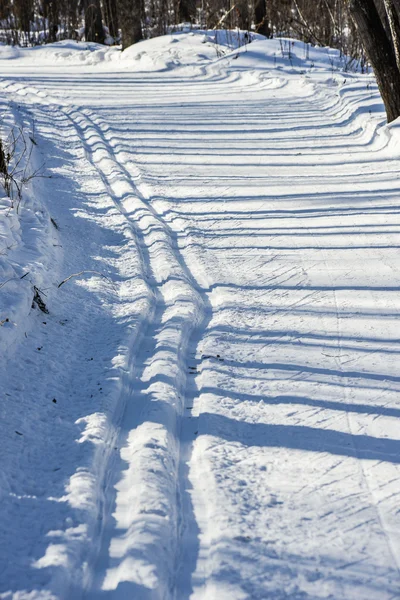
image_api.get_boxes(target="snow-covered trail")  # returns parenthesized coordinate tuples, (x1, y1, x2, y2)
(1, 35, 400, 600)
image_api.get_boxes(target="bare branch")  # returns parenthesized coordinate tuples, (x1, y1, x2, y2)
(58, 270, 114, 288)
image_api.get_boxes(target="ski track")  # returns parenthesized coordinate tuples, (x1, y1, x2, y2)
(1, 37, 400, 600)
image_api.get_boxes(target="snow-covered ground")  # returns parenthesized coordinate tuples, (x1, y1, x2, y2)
(1, 31, 400, 600)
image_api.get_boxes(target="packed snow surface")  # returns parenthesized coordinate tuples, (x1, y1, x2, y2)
(1, 31, 400, 599)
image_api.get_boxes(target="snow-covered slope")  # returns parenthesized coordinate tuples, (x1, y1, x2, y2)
(1, 32, 400, 600)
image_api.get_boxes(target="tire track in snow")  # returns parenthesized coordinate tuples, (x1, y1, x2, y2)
(121, 70, 400, 598)
(59, 104, 211, 597)
(0, 77, 208, 595)
(18, 100, 159, 598)
(74, 107, 218, 599)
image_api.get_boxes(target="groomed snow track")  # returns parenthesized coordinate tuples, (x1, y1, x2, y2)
(1, 35, 400, 600)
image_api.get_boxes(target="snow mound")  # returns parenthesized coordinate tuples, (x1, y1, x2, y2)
(0, 104, 60, 356)
(2, 40, 119, 66)
(119, 30, 264, 72)
(0, 33, 363, 75)
(220, 37, 362, 74)
(0, 44, 20, 60)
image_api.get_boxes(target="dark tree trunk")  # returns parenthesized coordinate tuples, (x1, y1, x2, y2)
(0, 0, 11, 19)
(68, 0, 79, 32)
(103, 0, 119, 39)
(156, 0, 168, 34)
(384, 0, 400, 69)
(237, 0, 250, 31)
(43, 0, 59, 42)
(14, 0, 33, 36)
(178, 0, 196, 22)
(85, 0, 105, 43)
(374, 0, 392, 38)
(350, 0, 400, 122)
(254, 0, 270, 37)
(118, 0, 142, 49)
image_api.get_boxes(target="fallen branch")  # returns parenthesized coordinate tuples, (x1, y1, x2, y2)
(58, 270, 113, 288)
(0, 277, 15, 290)
(32, 286, 48, 313)
(213, 5, 237, 30)
(0, 271, 30, 289)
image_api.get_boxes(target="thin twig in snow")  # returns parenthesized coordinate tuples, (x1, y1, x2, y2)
(58, 270, 114, 288)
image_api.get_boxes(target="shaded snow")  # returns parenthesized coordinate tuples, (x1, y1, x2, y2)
(1, 31, 400, 600)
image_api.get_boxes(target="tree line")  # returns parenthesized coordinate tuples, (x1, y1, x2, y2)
(0, 0, 358, 51)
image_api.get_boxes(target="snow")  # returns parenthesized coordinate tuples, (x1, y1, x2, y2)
(1, 30, 400, 600)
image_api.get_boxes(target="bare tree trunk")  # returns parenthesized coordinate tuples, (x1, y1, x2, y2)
(156, 0, 168, 34)
(14, 0, 33, 41)
(254, 0, 270, 37)
(85, 0, 105, 43)
(237, 0, 249, 30)
(103, 0, 119, 39)
(383, 0, 400, 69)
(43, 0, 59, 42)
(374, 0, 392, 37)
(68, 0, 79, 33)
(350, 0, 400, 122)
(179, 0, 196, 22)
(118, 0, 142, 49)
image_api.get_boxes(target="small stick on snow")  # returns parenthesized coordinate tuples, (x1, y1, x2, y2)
(58, 270, 113, 288)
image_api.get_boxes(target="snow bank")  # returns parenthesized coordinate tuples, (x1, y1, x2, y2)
(0, 40, 116, 66)
(0, 44, 19, 60)
(223, 36, 363, 73)
(0, 31, 364, 74)
(0, 101, 60, 358)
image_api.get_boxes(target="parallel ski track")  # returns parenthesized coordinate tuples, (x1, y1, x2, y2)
(0, 63, 399, 598)
(62, 103, 211, 596)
